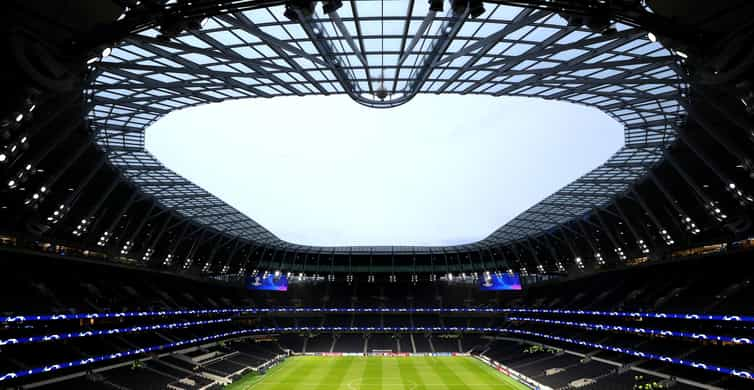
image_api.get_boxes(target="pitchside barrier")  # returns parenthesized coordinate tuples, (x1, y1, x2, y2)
(294, 352, 471, 357)
(475, 354, 553, 390)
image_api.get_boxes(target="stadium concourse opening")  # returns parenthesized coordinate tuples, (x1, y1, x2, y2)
(2, 0, 754, 390)
(145, 95, 622, 247)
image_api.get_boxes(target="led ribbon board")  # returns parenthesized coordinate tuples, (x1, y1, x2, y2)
(479, 273, 522, 291)
(5, 315, 749, 349)
(0, 318, 232, 346)
(507, 316, 752, 344)
(0, 326, 751, 383)
(3, 307, 754, 323)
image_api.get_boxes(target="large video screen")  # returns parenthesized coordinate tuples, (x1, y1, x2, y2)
(245, 274, 288, 291)
(479, 273, 522, 291)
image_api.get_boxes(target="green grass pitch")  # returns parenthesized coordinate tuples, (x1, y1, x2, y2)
(226, 356, 530, 389)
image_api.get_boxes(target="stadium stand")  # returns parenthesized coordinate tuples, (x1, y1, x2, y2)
(3, 0, 754, 389)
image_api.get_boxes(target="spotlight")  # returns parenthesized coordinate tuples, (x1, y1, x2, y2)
(558, 7, 615, 35)
(647, 32, 657, 42)
(468, 0, 484, 18)
(284, 1, 315, 22)
(659, 229, 675, 246)
(158, 16, 209, 40)
(595, 252, 605, 265)
(428, 0, 444, 12)
(0, 153, 6, 163)
(322, 0, 342, 14)
(681, 215, 700, 235)
(186, 18, 208, 31)
(451, 0, 467, 16)
(638, 240, 649, 255)
(121, 240, 134, 255)
(374, 84, 389, 100)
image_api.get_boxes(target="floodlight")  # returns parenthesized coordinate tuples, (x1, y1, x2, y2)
(469, 0, 484, 18)
(284, 1, 315, 22)
(322, 0, 342, 14)
(428, 0, 444, 12)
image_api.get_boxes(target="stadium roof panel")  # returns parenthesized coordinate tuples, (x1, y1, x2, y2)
(86, 1, 686, 254)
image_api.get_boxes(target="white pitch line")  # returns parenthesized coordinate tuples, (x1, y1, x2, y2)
(253, 382, 518, 387)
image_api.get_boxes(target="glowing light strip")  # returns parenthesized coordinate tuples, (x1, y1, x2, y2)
(2, 307, 752, 323)
(499, 308, 754, 322)
(0, 318, 232, 346)
(0, 326, 751, 383)
(508, 316, 753, 344)
(504, 328, 754, 381)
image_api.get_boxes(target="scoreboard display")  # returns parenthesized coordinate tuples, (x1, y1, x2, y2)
(245, 274, 288, 291)
(479, 273, 522, 291)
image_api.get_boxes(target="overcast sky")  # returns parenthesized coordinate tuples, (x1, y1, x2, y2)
(146, 95, 622, 247)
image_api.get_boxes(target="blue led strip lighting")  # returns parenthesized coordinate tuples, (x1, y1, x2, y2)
(0, 318, 232, 346)
(0, 326, 751, 383)
(508, 316, 753, 345)
(498, 308, 754, 322)
(503, 328, 754, 381)
(2, 307, 753, 323)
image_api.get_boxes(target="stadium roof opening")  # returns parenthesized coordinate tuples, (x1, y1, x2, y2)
(146, 95, 622, 247)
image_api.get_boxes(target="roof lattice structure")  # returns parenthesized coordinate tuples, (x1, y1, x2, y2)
(87, 1, 686, 254)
